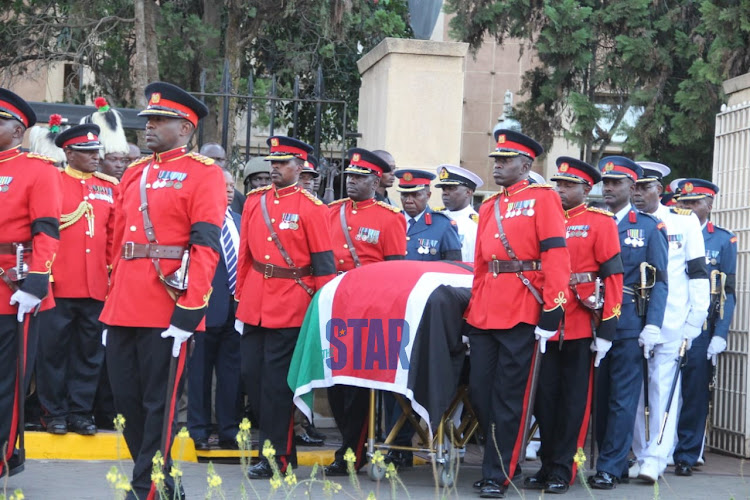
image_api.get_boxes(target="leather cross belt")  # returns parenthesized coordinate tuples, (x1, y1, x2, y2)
(569, 272, 597, 286)
(488, 259, 541, 274)
(0, 242, 31, 255)
(252, 259, 312, 279)
(121, 242, 185, 260)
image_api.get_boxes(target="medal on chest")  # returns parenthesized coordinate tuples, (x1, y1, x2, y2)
(667, 233, 683, 249)
(624, 229, 645, 247)
(0, 176, 13, 193)
(505, 199, 535, 218)
(566, 224, 590, 238)
(152, 170, 187, 189)
(706, 249, 719, 266)
(279, 213, 299, 230)
(88, 184, 114, 203)
(417, 238, 438, 255)
(355, 227, 380, 244)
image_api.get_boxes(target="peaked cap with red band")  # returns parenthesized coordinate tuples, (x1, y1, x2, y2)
(676, 178, 719, 201)
(394, 169, 436, 192)
(345, 148, 390, 178)
(551, 156, 600, 186)
(302, 154, 320, 178)
(0, 88, 36, 128)
(264, 135, 313, 162)
(598, 155, 643, 182)
(138, 81, 208, 127)
(489, 129, 544, 160)
(54, 123, 102, 150)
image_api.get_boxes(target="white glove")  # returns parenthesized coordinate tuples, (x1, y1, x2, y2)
(234, 319, 245, 336)
(682, 323, 701, 351)
(638, 324, 660, 359)
(102, 329, 108, 347)
(707, 336, 727, 365)
(590, 337, 613, 368)
(160, 325, 193, 357)
(534, 326, 557, 354)
(9, 290, 42, 322)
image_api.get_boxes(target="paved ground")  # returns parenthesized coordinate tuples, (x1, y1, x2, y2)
(4, 448, 749, 499)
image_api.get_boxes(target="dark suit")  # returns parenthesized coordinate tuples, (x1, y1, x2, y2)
(231, 188, 246, 215)
(187, 210, 242, 443)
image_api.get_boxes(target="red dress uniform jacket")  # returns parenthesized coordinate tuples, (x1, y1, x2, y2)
(53, 167, 118, 301)
(553, 204, 623, 342)
(235, 183, 336, 329)
(466, 180, 571, 332)
(328, 197, 407, 272)
(0, 148, 61, 314)
(100, 147, 225, 332)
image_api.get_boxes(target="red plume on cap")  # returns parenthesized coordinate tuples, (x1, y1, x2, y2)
(48, 114, 63, 133)
(94, 97, 110, 112)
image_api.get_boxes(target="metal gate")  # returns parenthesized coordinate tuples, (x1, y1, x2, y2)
(708, 101, 750, 457)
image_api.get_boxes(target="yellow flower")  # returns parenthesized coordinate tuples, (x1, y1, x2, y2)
(151, 452, 164, 468)
(151, 470, 165, 485)
(284, 468, 297, 487)
(236, 431, 246, 444)
(239, 418, 251, 431)
(371, 450, 384, 466)
(573, 447, 587, 467)
(106, 467, 119, 485)
(367, 493, 376, 500)
(113, 414, 126, 431)
(116, 478, 131, 491)
(269, 476, 282, 491)
(207, 473, 222, 488)
(385, 462, 397, 479)
(343, 448, 356, 464)
(170, 466, 183, 479)
(177, 427, 190, 439)
(11, 490, 24, 500)
(262, 441, 276, 460)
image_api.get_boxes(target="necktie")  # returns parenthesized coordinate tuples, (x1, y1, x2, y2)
(408, 218, 415, 232)
(221, 210, 238, 294)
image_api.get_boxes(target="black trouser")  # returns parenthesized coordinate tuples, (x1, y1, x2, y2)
(93, 354, 116, 428)
(534, 338, 592, 483)
(240, 324, 298, 470)
(328, 385, 369, 468)
(37, 298, 104, 419)
(187, 319, 242, 443)
(107, 326, 187, 498)
(469, 323, 536, 485)
(0, 311, 39, 474)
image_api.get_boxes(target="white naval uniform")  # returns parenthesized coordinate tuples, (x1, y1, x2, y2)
(632, 204, 710, 475)
(442, 205, 478, 262)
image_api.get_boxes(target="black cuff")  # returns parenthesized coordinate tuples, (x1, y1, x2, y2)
(599, 253, 624, 278)
(726, 274, 736, 296)
(538, 307, 564, 332)
(170, 305, 206, 332)
(442, 250, 463, 261)
(540, 237, 566, 252)
(596, 316, 617, 342)
(384, 255, 405, 261)
(189, 222, 221, 253)
(31, 217, 60, 239)
(20, 273, 49, 300)
(655, 269, 668, 283)
(311, 250, 336, 276)
(687, 257, 708, 279)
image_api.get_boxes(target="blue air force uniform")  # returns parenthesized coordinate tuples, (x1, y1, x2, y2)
(593, 158, 669, 483)
(674, 180, 737, 468)
(404, 207, 462, 261)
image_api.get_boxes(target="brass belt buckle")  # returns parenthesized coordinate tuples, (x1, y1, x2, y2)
(123, 242, 135, 260)
(264, 264, 274, 279)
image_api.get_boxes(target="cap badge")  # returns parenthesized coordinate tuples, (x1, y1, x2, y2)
(351, 153, 361, 162)
(559, 162, 569, 172)
(150, 93, 161, 104)
(439, 167, 449, 180)
(683, 182, 694, 193)
(87, 132, 95, 140)
(497, 134, 506, 145)
(270, 138, 279, 147)
(604, 162, 614, 172)
(403, 172, 414, 182)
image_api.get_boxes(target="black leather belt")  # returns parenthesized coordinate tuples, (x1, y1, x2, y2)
(570, 272, 597, 286)
(488, 259, 541, 275)
(121, 242, 185, 260)
(0, 242, 31, 255)
(252, 259, 312, 279)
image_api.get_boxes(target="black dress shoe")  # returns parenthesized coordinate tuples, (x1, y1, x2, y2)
(674, 461, 692, 477)
(218, 439, 239, 450)
(588, 471, 619, 490)
(194, 438, 210, 451)
(544, 476, 569, 494)
(68, 415, 97, 435)
(479, 479, 507, 498)
(324, 459, 350, 476)
(294, 430, 324, 446)
(247, 459, 274, 479)
(303, 421, 326, 441)
(0, 452, 24, 478)
(384, 450, 412, 470)
(523, 470, 548, 490)
(473, 478, 490, 489)
(46, 418, 68, 435)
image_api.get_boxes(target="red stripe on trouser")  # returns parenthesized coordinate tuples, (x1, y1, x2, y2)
(355, 414, 370, 470)
(2, 318, 28, 476)
(570, 361, 594, 484)
(278, 410, 295, 473)
(505, 343, 538, 486)
(147, 344, 188, 500)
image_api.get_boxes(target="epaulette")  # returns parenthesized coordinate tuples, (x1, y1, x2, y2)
(433, 206, 445, 211)
(187, 152, 215, 165)
(246, 185, 273, 196)
(482, 192, 502, 204)
(587, 207, 614, 217)
(376, 201, 401, 213)
(300, 188, 323, 205)
(670, 207, 693, 216)
(26, 152, 57, 164)
(93, 171, 120, 185)
(528, 183, 553, 189)
(127, 156, 150, 169)
(470, 213, 479, 223)
(709, 222, 734, 237)
(328, 198, 349, 206)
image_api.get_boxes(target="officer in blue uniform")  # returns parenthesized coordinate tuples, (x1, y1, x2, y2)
(673, 179, 737, 476)
(395, 169, 462, 261)
(589, 157, 669, 490)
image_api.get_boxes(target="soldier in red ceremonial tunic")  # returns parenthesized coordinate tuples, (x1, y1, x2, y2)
(323, 148, 406, 476)
(465, 129, 571, 498)
(100, 82, 226, 500)
(235, 136, 336, 477)
(524, 157, 624, 494)
(0, 88, 61, 478)
(36, 124, 118, 437)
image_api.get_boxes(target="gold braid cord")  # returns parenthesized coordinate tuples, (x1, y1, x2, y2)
(60, 200, 95, 237)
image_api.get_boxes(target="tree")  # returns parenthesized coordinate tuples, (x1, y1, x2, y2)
(444, 0, 747, 178)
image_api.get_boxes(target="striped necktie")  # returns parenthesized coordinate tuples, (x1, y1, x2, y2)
(221, 210, 238, 294)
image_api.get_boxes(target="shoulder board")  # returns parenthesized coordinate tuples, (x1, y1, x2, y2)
(300, 188, 323, 205)
(127, 156, 150, 169)
(528, 183, 553, 189)
(246, 185, 273, 196)
(328, 198, 349, 206)
(670, 207, 692, 216)
(186, 152, 215, 165)
(637, 211, 661, 224)
(587, 207, 614, 217)
(711, 223, 734, 236)
(470, 213, 479, 223)
(376, 201, 402, 213)
(431, 210, 452, 220)
(433, 206, 445, 211)
(482, 192, 501, 204)
(26, 152, 57, 164)
(93, 171, 119, 185)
